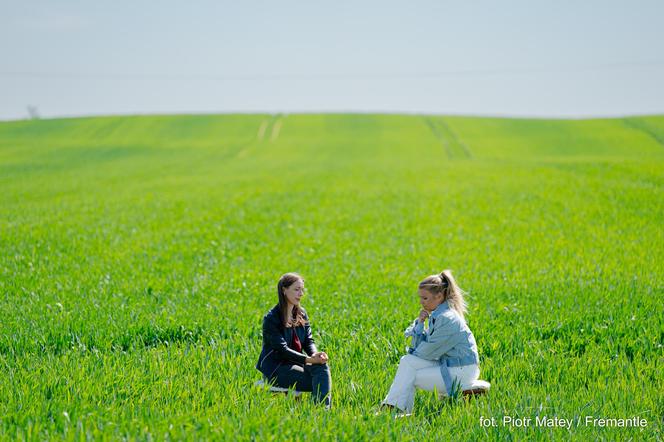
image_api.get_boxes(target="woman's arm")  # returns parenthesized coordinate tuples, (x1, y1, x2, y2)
(404, 318, 425, 338)
(404, 319, 426, 349)
(409, 316, 460, 360)
(263, 316, 307, 365)
(405, 310, 429, 349)
(303, 322, 318, 356)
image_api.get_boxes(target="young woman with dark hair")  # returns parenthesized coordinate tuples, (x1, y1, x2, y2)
(256, 273, 332, 407)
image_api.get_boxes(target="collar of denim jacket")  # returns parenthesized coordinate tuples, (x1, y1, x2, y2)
(431, 300, 449, 317)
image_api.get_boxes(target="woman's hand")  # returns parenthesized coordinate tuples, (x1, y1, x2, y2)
(306, 352, 329, 365)
(418, 310, 429, 322)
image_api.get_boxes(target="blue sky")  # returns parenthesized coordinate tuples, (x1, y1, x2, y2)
(1, 0, 663, 120)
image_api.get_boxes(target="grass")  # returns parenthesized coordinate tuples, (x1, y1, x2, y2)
(0, 113, 662, 440)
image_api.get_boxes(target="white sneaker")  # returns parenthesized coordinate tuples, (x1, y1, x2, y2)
(394, 411, 413, 419)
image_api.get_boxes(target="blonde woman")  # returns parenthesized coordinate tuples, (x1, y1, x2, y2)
(381, 270, 481, 414)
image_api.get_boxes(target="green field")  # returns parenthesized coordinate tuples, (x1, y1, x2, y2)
(1, 113, 662, 440)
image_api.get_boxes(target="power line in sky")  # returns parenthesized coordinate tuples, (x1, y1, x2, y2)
(1, 60, 663, 81)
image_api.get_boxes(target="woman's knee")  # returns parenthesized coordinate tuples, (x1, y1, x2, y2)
(399, 354, 419, 368)
(272, 364, 307, 387)
(311, 362, 330, 370)
(311, 363, 331, 380)
(414, 367, 446, 393)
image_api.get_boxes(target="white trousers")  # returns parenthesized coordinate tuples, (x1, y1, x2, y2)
(382, 354, 479, 413)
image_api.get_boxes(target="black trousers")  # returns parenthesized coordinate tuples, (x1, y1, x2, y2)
(270, 363, 331, 406)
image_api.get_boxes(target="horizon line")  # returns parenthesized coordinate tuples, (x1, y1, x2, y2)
(2, 109, 664, 124)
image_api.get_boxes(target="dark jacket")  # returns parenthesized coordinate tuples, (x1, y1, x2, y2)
(256, 305, 318, 379)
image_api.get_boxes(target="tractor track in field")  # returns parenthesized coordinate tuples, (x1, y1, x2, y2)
(254, 114, 283, 143)
(438, 118, 473, 158)
(422, 116, 473, 160)
(423, 117, 453, 159)
(270, 118, 282, 142)
(237, 114, 283, 158)
(622, 118, 664, 148)
(256, 119, 269, 141)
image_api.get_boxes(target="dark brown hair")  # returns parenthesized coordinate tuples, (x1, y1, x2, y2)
(277, 272, 306, 327)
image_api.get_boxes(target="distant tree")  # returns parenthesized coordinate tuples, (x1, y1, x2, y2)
(27, 105, 40, 120)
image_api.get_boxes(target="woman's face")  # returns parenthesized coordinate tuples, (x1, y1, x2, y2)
(418, 288, 444, 312)
(283, 278, 305, 306)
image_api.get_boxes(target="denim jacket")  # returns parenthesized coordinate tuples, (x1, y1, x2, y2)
(405, 300, 479, 368)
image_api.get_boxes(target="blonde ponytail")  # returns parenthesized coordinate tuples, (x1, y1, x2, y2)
(419, 269, 468, 321)
(440, 270, 467, 321)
